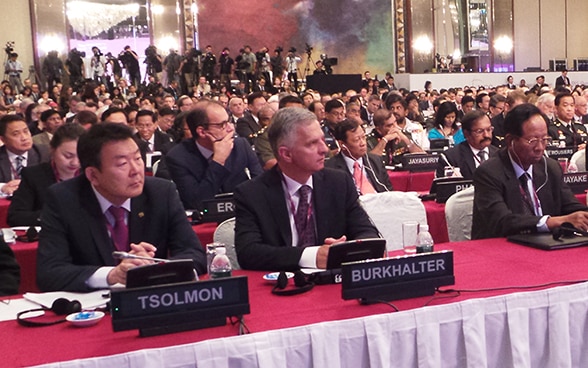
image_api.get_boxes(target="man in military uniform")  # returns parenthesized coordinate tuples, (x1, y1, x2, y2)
(548, 92, 587, 149)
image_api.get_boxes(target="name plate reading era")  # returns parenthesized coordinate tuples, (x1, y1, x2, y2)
(111, 276, 249, 337)
(341, 251, 454, 303)
(201, 196, 235, 223)
(401, 154, 439, 172)
(563, 172, 588, 194)
(546, 147, 574, 160)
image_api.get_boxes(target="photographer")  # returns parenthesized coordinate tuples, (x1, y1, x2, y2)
(119, 46, 141, 87)
(285, 47, 301, 92)
(144, 45, 163, 82)
(241, 45, 256, 92)
(65, 48, 85, 92)
(219, 47, 234, 89)
(163, 48, 182, 86)
(4, 50, 23, 93)
(313, 60, 327, 75)
(201, 45, 216, 85)
(255, 46, 271, 85)
(42, 50, 65, 92)
(90, 47, 107, 86)
(179, 48, 200, 94)
(270, 47, 284, 81)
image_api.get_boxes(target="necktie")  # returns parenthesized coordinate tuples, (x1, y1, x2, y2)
(353, 161, 376, 195)
(518, 174, 535, 215)
(477, 150, 487, 163)
(14, 156, 24, 178)
(108, 206, 129, 252)
(295, 185, 316, 247)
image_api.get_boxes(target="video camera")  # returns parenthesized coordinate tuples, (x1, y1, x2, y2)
(305, 43, 313, 55)
(5, 41, 15, 55)
(70, 48, 86, 58)
(274, 46, 283, 53)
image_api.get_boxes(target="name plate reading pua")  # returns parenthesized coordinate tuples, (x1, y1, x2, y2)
(401, 154, 439, 172)
(110, 276, 249, 337)
(341, 251, 454, 303)
(563, 172, 588, 194)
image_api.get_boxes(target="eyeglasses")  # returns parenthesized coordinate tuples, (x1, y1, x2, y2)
(470, 126, 494, 135)
(206, 120, 230, 130)
(518, 136, 553, 147)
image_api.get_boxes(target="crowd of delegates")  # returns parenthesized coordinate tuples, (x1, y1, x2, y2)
(1, 40, 588, 294)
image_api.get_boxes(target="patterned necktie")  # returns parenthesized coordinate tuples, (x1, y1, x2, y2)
(108, 206, 129, 252)
(353, 161, 376, 195)
(14, 156, 24, 178)
(477, 150, 487, 163)
(295, 185, 316, 247)
(518, 174, 535, 215)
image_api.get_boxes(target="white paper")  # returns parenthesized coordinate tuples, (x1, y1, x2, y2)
(23, 290, 110, 309)
(0, 298, 41, 322)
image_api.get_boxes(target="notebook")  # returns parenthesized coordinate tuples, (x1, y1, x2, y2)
(507, 233, 588, 250)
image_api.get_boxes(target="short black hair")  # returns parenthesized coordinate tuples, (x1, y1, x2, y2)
(461, 95, 475, 105)
(101, 107, 127, 123)
(503, 103, 547, 137)
(384, 93, 407, 110)
(50, 123, 86, 150)
(247, 92, 265, 105)
(324, 99, 344, 113)
(40, 109, 61, 123)
(0, 115, 26, 136)
(333, 119, 361, 142)
(279, 95, 303, 109)
(555, 91, 573, 106)
(78, 123, 137, 170)
(136, 109, 155, 122)
(460, 110, 487, 131)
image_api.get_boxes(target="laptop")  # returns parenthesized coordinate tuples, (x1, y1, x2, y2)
(428, 139, 450, 152)
(507, 233, 588, 250)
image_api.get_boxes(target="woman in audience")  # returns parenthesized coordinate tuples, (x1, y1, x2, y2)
(428, 101, 464, 145)
(7, 124, 86, 226)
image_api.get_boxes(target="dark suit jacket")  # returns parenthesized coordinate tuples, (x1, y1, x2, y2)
(0, 144, 49, 182)
(325, 153, 393, 192)
(491, 113, 506, 148)
(165, 137, 263, 210)
(555, 76, 570, 88)
(472, 149, 587, 239)
(7, 162, 56, 226)
(135, 130, 175, 155)
(435, 142, 499, 180)
(236, 114, 261, 144)
(548, 119, 588, 148)
(234, 167, 380, 271)
(0, 237, 19, 296)
(37, 176, 206, 292)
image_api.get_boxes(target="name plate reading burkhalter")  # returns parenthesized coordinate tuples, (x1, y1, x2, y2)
(563, 172, 588, 194)
(111, 276, 249, 337)
(401, 154, 439, 172)
(341, 251, 454, 302)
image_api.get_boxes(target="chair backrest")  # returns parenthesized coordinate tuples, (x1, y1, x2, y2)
(212, 217, 240, 270)
(151, 159, 160, 176)
(444, 186, 475, 242)
(569, 150, 586, 172)
(359, 192, 427, 251)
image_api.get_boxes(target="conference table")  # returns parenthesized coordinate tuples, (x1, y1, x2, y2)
(4, 237, 588, 367)
(387, 170, 435, 192)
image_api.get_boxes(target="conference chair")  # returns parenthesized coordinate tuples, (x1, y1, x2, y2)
(212, 217, 241, 270)
(444, 186, 475, 242)
(569, 150, 586, 172)
(151, 159, 161, 176)
(359, 192, 427, 251)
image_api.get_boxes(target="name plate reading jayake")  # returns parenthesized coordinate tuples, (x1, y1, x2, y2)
(401, 154, 439, 172)
(563, 172, 588, 194)
(110, 276, 249, 337)
(546, 147, 574, 160)
(341, 251, 454, 302)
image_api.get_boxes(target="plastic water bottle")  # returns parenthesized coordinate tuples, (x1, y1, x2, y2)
(209, 247, 232, 279)
(416, 224, 434, 254)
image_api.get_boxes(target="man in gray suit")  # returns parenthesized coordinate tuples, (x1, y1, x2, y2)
(33, 109, 64, 151)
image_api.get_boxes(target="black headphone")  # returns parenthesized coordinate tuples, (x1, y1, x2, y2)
(552, 222, 588, 240)
(272, 271, 314, 296)
(17, 298, 82, 327)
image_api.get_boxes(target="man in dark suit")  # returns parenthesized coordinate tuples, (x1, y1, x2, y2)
(236, 92, 266, 144)
(326, 119, 392, 193)
(472, 104, 588, 239)
(0, 115, 49, 196)
(135, 110, 174, 154)
(164, 100, 262, 210)
(555, 69, 571, 89)
(234, 107, 379, 271)
(37, 123, 206, 292)
(437, 110, 498, 180)
(0, 237, 19, 295)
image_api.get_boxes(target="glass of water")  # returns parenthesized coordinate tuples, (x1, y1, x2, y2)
(402, 221, 419, 254)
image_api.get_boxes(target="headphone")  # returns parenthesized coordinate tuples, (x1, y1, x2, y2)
(272, 271, 314, 296)
(17, 298, 82, 327)
(552, 222, 588, 240)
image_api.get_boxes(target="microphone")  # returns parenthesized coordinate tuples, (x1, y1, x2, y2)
(439, 152, 455, 171)
(112, 251, 170, 263)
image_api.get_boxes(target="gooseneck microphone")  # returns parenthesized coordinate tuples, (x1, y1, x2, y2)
(112, 251, 169, 263)
(439, 152, 455, 172)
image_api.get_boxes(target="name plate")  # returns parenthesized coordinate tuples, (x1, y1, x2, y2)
(546, 147, 575, 159)
(201, 197, 235, 223)
(341, 251, 454, 302)
(563, 172, 588, 194)
(435, 179, 473, 203)
(401, 154, 440, 172)
(111, 276, 249, 337)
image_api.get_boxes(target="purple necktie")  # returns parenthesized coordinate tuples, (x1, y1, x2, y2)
(108, 206, 129, 252)
(295, 185, 316, 247)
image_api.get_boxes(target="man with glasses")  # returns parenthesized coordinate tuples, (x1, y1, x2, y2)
(435, 110, 498, 180)
(164, 100, 262, 210)
(472, 104, 588, 239)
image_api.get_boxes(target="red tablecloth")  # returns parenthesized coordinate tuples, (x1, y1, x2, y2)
(4, 237, 588, 367)
(0, 197, 10, 228)
(387, 170, 435, 192)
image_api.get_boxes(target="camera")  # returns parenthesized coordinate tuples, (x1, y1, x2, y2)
(70, 48, 86, 58)
(288, 47, 297, 54)
(255, 51, 266, 61)
(274, 46, 283, 53)
(5, 41, 15, 55)
(305, 43, 313, 54)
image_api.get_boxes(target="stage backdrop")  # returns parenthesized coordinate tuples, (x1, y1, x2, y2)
(197, 0, 395, 78)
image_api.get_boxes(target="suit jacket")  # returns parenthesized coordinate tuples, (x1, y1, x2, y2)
(165, 137, 263, 210)
(435, 142, 499, 180)
(236, 114, 261, 145)
(37, 176, 206, 292)
(555, 76, 570, 88)
(325, 153, 393, 192)
(234, 167, 380, 271)
(0, 144, 49, 182)
(7, 162, 56, 226)
(0, 237, 19, 296)
(32, 131, 51, 149)
(548, 119, 588, 148)
(491, 113, 506, 148)
(135, 130, 175, 155)
(472, 149, 587, 239)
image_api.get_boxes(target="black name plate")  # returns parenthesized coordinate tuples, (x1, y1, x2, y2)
(401, 154, 439, 172)
(563, 172, 588, 194)
(111, 276, 249, 336)
(202, 198, 235, 223)
(546, 147, 574, 160)
(435, 180, 473, 203)
(341, 251, 454, 302)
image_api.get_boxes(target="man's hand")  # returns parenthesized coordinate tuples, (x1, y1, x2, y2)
(315, 236, 347, 269)
(2, 179, 20, 195)
(208, 131, 234, 166)
(547, 211, 588, 232)
(107, 242, 157, 285)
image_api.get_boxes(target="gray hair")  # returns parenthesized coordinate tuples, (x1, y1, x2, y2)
(268, 107, 318, 158)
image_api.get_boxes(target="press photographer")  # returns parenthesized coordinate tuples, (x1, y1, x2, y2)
(119, 45, 141, 87)
(144, 45, 163, 82)
(4, 42, 23, 93)
(65, 48, 85, 91)
(285, 47, 301, 91)
(201, 45, 216, 85)
(270, 46, 284, 81)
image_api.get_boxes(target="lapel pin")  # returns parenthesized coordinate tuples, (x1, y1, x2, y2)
(138, 212, 144, 218)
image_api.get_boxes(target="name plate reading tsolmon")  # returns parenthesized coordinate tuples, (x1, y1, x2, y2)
(341, 251, 454, 302)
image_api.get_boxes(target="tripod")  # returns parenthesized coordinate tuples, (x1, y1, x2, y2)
(302, 51, 314, 80)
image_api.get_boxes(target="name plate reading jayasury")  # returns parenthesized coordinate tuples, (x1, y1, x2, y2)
(341, 251, 454, 302)
(401, 154, 440, 172)
(546, 147, 574, 160)
(563, 172, 588, 194)
(110, 276, 249, 337)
